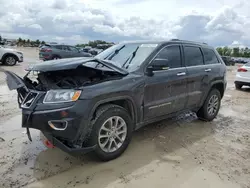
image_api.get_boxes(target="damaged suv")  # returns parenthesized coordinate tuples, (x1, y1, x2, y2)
(2, 40, 227, 161)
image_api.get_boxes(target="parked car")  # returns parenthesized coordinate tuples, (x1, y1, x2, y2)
(235, 63, 250, 89)
(221, 56, 234, 66)
(0, 46, 23, 66)
(2, 39, 227, 161)
(39, 44, 92, 61)
(88, 48, 103, 56)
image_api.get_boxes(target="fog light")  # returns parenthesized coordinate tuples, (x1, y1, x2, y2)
(48, 120, 68, 130)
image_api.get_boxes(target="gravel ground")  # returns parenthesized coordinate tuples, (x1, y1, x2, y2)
(0, 48, 249, 188)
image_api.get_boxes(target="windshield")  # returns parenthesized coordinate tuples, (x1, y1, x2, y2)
(95, 43, 158, 72)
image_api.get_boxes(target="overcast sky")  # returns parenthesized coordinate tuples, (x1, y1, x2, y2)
(0, 0, 250, 46)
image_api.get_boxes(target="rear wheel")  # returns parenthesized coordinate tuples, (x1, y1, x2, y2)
(197, 89, 221, 121)
(87, 104, 133, 161)
(235, 83, 242, 90)
(3, 55, 17, 66)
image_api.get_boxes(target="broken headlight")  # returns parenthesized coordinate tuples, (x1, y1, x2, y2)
(43, 90, 81, 103)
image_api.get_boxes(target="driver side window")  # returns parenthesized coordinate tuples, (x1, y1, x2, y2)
(152, 45, 182, 69)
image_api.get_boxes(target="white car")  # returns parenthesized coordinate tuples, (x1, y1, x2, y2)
(0, 46, 23, 66)
(235, 63, 250, 89)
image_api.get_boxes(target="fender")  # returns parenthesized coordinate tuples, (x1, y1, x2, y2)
(89, 95, 138, 125)
(76, 95, 138, 144)
(200, 80, 225, 107)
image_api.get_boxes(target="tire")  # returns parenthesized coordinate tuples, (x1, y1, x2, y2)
(197, 89, 221, 121)
(87, 104, 133, 161)
(52, 55, 61, 60)
(3, 55, 17, 66)
(235, 83, 242, 90)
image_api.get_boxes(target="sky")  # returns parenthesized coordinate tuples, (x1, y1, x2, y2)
(0, 0, 250, 47)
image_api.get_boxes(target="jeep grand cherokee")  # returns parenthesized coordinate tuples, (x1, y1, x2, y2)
(2, 39, 227, 161)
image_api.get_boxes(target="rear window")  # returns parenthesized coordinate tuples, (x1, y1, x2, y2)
(203, 48, 220, 64)
(184, 46, 203, 67)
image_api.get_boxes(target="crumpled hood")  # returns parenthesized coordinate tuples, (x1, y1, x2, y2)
(26, 57, 128, 75)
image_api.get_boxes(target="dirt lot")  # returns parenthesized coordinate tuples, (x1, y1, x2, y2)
(0, 48, 250, 188)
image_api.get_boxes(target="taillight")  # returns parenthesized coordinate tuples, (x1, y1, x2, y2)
(41, 48, 52, 52)
(237, 67, 247, 72)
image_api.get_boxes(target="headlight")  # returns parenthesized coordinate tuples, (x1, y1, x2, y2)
(43, 90, 81, 103)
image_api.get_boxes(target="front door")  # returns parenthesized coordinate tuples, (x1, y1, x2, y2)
(68, 46, 81, 57)
(143, 45, 188, 120)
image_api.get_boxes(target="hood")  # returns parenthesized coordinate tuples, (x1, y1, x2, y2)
(3, 47, 22, 53)
(26, 57, 128, 75)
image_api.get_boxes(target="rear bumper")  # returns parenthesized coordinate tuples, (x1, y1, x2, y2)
(235, 74, 250, 84)
(42, 132, 96, 154)
(235, 81, 250, 86)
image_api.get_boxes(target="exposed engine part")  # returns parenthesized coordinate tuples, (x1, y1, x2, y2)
(24, 65, 121, 91)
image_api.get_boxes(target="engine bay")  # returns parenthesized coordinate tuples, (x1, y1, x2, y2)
(23, 65, 122, 91)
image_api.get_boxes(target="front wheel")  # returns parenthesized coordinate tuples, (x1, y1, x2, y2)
(197, 89, 221, 121)
(3, 55, 17, 66)
(87, 104, 133, 161)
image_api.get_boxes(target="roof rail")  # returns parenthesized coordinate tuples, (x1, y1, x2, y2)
(170, 39, 179, 41)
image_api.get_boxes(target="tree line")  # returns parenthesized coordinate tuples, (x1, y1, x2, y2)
(76, 40, 115, 48)
(216, 47, 250, 58)
(1, 34, 249, 58)
(17, 38, 45, 47)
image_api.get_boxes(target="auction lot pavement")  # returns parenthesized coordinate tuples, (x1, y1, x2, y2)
(0, 48, 250, 188)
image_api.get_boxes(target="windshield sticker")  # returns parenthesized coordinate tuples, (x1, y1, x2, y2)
(140, 44, 158, 47)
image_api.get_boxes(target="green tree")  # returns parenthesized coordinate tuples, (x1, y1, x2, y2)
(41, 41, 45, 44)
(232, 47, 240, 57)
(216, 47, 223, 56)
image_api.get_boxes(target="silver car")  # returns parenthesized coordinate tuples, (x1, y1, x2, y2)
(39, 44, 92, 61)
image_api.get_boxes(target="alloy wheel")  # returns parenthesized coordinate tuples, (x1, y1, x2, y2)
(207, 95, 219, 116)
(6, 57, 16, 65)
(98, 116, 127, 153)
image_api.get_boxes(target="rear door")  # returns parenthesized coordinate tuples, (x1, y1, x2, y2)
(183, 45, 206, 109)
(201, 47, 223, 99)
(143, 44, 188, 120)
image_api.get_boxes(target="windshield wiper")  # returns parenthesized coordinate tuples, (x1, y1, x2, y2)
(122, 46, 139, 69)
(104, 45, 125, 60)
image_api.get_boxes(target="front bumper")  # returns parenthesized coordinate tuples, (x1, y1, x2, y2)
(42, 132, 96, 154)
(22, 99, 93, 143)
(18, 56, 23, 62)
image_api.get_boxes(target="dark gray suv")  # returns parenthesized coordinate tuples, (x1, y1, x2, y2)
(3, 39, 227, 161)
(39, 44, 92, 61)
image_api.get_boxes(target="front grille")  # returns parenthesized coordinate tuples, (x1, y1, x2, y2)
(21, 92, 38, 108)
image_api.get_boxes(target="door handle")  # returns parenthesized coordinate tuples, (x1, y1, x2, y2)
(205, 68, 211, 72)
(177, 72, 186, 76)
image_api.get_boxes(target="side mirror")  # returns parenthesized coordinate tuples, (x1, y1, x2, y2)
(146, 66, 154, 76)
(151, 58, 169, 71)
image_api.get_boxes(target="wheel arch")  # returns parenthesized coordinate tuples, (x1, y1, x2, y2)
(2, 53, 18, 62)
(211, 82, 225, 98)
(90, 96, 137, 128)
